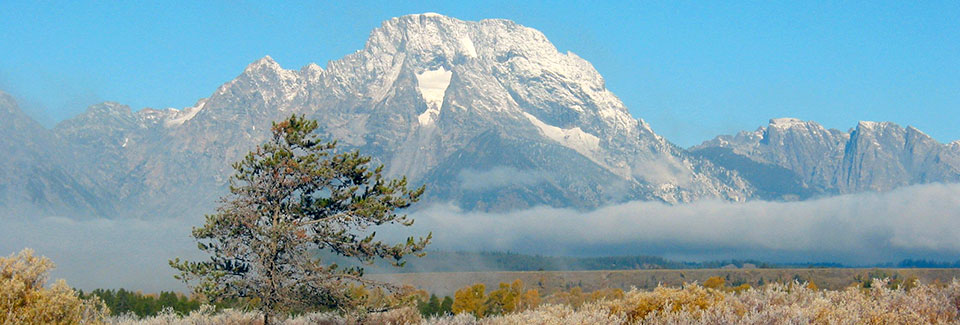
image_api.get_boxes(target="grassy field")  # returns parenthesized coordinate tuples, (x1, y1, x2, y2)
(370, 268, 960, 296)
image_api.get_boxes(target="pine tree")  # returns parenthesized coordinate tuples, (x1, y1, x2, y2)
(440, 296, 454, 315)
(170, 115, 430, 324)
(419, 294, 441, 317)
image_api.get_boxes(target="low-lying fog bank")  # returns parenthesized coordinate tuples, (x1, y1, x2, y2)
(2, 183, 959, 292)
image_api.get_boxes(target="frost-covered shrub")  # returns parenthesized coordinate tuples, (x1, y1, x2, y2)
(351, 306, 422, 325)
(0, 248, 109, 324)
(482, 303, 626, 325)
(103, 278, 960, 324)
(431, 279, 960, 324)
(603, 283, 725, 322)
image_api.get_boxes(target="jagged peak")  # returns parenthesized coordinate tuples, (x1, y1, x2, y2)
(769, 117, 809, 128)
(391, 12, 459, 23)
(162, 98, 207, 127)
(300, 62, 323, 74)
(367, 13, 548, 61)
(85, 102, 132, 116)
(243, 55, 285, 74)
(855, 120, 899, 131)
(0, 90, 23, 117)
(389, 12, 520, 28)
(367, 13, 477, 57)
(52, 102, 137, 129)
(393, 12, 451, 22)
(905, 125, 929, 136)
(0, 90, 15, 107)
(213, 56, 302, 101)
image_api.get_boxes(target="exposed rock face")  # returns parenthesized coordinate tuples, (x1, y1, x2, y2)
(0, 91, 111, 217)
(838, 122, 960, 192)
(4, 15, 957, 219)
(694, 118, 960, 197)
(1, 14, 754, 218)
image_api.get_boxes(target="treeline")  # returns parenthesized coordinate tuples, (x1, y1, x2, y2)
(323, 251, 960, 272)
(323, 250, 776, 273)
(95, 277, 960, 324)
(77, 286, 459, 319)
(417, 294, 453, 317)
(77, 289, 204, 317)
(897, 259, 960, 268)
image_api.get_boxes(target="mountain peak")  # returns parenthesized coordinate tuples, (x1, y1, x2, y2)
(855, 121, 899, 132)
(950, 140, 960, 150)
(769, 118, 809, 128)
(213, 56, 302, 106)
(350, 14, 632, 123)
(857, 120, 878, 129)
(366, 13, 479, 60)
(394, 12, 457, 22)
(0, 90, 31, 123)
(52, 102, 137, 132)
(0, 90, 16, 113)
(905, 125, 931, 137)
(86, 102, 132, 116)
(396, 12, 450, 21)
(244, 55, 283, 73)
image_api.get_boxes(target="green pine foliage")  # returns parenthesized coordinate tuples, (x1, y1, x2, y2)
(417, 294, 453, 317)
(170, 115, 430, 324)
(78, 289, 203, 317)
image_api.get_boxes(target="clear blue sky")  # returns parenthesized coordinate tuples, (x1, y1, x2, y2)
(1, 1, 958, 147)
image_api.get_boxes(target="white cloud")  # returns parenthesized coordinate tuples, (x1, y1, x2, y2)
(403, 183, 960, 264)
(3, 182, 959, 292)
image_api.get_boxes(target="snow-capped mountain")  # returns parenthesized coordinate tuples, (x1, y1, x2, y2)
(1, 14, 756, 218)
(5, 14, 958, 219)
(693, 118, 960, 196)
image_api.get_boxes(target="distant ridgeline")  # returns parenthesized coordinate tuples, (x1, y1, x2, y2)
(321, 251, 960, 273)
(896, 260, 960, 269)
(6, 14, 958, 219)
(322, 251, 776, 273)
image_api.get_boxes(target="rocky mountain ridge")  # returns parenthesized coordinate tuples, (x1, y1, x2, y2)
(693, 118, 960, 197)
(1, 14, 956, 218)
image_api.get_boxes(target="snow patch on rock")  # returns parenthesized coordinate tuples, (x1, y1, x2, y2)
(416, 67, 453, 126)
(857, 121, 882, 130)
(459, 36, 477, 58)
(164, 99, 207, 127)
(523, 112, 601, 156)
(769, 118, 806, 128)
(948, 140, 960, 152)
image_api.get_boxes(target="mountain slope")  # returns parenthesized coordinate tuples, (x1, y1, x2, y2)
(694, 118, 960, 195)
(7, 15, 955, 219)
(0, 91, 111, 218)
(0, 13, 757, 218)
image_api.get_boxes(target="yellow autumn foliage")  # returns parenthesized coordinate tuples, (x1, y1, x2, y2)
(484, 279, 541, 314)
(0, 248, 108, 324)
(452, 283, 487, 317)
(105, 278, 960, 324)
(545, 286, 624, 308)
(702, 276, 725, 289)
(603, 283, 725, 322)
